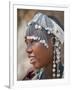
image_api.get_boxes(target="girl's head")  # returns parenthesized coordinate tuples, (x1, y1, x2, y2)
(25, 13, 64, 77)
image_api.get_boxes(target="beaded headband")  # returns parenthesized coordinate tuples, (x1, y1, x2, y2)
(26, 12, 64, 45)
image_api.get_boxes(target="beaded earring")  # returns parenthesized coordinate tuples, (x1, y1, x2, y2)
(52, 39, 56, 78)
(52, 36, 61, 78)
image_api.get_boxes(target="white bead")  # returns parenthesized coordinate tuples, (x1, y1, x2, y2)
(35, 24, 38, 29)
(55, 42, 59, 46)
(57, 74, 60, 77)
(59, 46, 61, 50)
(48, 31, 51, 34)
(39, 40, 48, 48)
(53, 64, 56, 67)
(27, 36, 38, 40)
(27, 22, 31, 26)
(46, 45, 48, 48)
(44, 43, 48, 48)
(53, 73, 55, 77)
(40, 40, 45, 44)
(40, 40, 42, 43)
(56, 48, 59, 52)
(33, 36, 37, 40)
(38, 25, 42, 29)
(42, 40, 45, 43)
(45, 27, 48, 30)
(52, 68, 56, 72)
(56, 55, 60, 57)
(45, 27, 52, 31)
(53, 61, 55, 63)
(53, 51, 55, 54)
(44, 43, 47, 46)
(57, 56, 60, 59)
(57, 70, 60, 73)
(56, 51, 60, 55)
(38, 37, 40, 40)
(44, 44, 48, 48)
(56, 60, 60, 63)
(56, 55, 60, 59)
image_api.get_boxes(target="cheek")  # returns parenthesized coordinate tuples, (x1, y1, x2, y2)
(32, 43, 49, 68)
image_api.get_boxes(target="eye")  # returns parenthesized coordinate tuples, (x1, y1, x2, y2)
(31, 39, 38, 45)
(25, 39, 38, 46)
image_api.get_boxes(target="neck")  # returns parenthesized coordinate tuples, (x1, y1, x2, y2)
(43, 60, 53, 79)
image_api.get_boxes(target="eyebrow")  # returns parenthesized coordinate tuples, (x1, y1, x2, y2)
(24, 36, 39, 43)
(24, 36, 32, 43)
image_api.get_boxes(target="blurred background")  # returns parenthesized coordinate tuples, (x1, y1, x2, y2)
(17, 9, 64, 80)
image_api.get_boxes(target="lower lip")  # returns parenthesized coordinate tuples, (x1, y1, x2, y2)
(29, 57, 36, 64)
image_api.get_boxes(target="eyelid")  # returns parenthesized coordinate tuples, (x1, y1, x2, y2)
(25, 39, 38, 46)
(31, 39, 38, 42)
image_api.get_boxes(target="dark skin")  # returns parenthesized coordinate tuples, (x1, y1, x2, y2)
(23, 37, 54, 79)
(25, 37, 53, 70)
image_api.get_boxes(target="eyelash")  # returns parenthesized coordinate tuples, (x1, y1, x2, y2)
(25, 39, 38, 46)
(31, 40, 38, 44)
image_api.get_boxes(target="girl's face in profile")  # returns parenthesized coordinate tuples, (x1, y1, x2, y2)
(25, 38, 53, 69)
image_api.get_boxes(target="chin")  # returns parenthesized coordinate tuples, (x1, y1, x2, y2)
(33, 64, 42, 69)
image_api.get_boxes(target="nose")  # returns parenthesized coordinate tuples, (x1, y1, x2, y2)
(26, 44, 33, 54)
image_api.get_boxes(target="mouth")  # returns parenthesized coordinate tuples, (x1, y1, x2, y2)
(28, 56, 36, 64)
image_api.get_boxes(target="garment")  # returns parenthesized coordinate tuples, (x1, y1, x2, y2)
(32, 63, 64, 80)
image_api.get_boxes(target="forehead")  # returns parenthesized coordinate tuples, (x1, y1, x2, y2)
(25, 36, 39, 44)
(25, 35, 49, 48)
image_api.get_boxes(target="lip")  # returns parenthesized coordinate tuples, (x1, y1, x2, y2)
(28, 56, 36, 64)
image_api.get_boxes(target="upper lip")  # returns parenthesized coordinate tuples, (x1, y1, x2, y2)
(28, 55, 35, 58)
